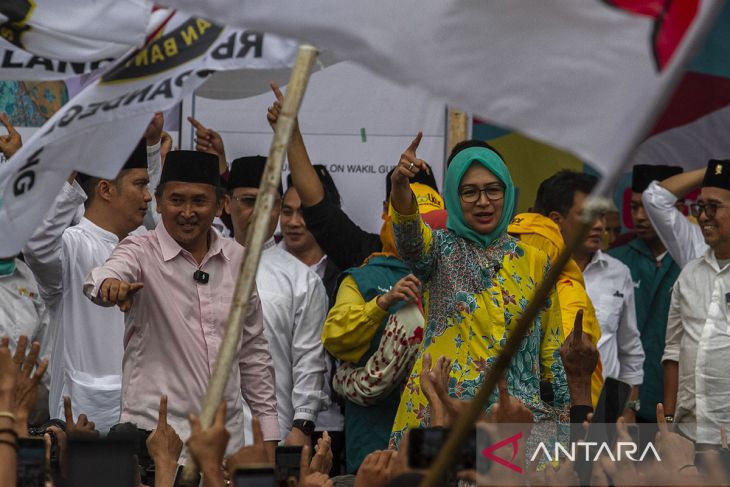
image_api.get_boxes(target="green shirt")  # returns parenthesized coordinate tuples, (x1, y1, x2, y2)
(609, 237, 680, 421)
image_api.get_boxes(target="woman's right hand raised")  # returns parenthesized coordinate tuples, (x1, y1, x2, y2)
(390, 132, 427, 214)
(376, 274, 421, 311)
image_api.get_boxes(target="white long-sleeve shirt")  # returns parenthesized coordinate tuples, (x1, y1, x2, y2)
(663, 250, 730, 444)
(583, 251, 645, 386)
(641, 180, 707, 268)
(20, 144, 162, 431)
(255, 238, 328, 439)
(22, 181, 124, 432)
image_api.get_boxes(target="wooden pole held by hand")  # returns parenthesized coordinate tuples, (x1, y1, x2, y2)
(179, 43, 318, 485)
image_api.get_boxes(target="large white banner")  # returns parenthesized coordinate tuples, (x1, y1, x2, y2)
(0, 14, 301, 254)
(189, 62, 446, 234)
(162, 0, 722, 179)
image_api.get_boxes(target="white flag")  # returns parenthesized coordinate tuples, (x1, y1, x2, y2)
(0, 15, 297, 254)
(161, 0, 721, 178)
(0, 0, 153, 62)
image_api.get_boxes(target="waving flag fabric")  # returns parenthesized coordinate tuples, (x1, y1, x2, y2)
(159, 0, 722, 179)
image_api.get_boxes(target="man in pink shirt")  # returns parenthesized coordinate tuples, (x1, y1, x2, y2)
(83, 150, 279, 457)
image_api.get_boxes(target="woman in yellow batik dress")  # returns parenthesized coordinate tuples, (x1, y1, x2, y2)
(388, 139, 569, 447)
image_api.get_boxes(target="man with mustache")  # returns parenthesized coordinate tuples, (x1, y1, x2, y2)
(609, 165, 682, 428)
(535, 170, 644, 420)
(83, 151, 279, 455)
(662, 159, 730, 445)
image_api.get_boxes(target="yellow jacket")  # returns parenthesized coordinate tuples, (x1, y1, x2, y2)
(509, 213, 603, 406)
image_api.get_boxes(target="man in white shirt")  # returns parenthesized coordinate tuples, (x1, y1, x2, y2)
(536, 170, 644, 418)
(281, 168, 345, 474)
(22, 134, 160, 432)
(224, 156, 328, 445)
(663, 159, 730, 445)
(641, 167, 706, 268)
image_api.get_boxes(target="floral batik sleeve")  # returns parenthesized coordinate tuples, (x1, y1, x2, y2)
(536, 255, 571, 412)
(390, 200, 437, 282)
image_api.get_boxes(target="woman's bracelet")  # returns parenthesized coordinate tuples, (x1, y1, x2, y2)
(0, 412, 16, 422)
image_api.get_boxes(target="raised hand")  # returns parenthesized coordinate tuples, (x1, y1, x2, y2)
(266, 82, 285, 131)
(160, 130, 174, 163)
(560, 310, 598, 406)
(654, 403, 694, 472)
(376, 274, 421, 311)
(353, 450, 396, 487)
(187, 402, 230, 478)
(188, 116, 226, 160)
(293, 445, 333, 487)
(0, 338, 17, 412)
(0, 113, 22, 159)
(225, 416, 271, 477)
(419, 353, 448, 427)
(392, 132, 428, 187)
(12, 336, 48, 436)
(99, 278, 143, 312)
(310, 431, 333, 475)
(144, 112, 164, 146)
(64, 395, 98, 439)
(146, 395, 183, 471)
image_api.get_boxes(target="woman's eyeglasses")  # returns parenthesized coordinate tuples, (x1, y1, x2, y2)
(459, 185, 505, 204)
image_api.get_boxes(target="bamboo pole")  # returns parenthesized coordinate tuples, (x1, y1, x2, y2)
(179, 43, 319, 485)
(447, 108, 469, 155)
(419, 197, 611, 487)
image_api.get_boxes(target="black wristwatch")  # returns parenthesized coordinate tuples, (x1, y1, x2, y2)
(292, 419, 315, 435)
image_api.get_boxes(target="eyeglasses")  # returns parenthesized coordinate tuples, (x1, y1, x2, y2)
(459, 185, 505, 204)
(689, 202, 730, 219)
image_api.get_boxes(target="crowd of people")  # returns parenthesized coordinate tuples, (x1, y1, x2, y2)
(1, 81, 730, 486)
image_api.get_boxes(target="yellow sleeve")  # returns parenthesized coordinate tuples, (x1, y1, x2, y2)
(321, 275, 388, 362)
(557, 280, 604, 406)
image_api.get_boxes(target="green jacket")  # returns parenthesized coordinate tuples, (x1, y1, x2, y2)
(609, 237, 680, 421)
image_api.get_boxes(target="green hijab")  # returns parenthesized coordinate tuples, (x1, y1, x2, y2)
(445, 146, 515, 247)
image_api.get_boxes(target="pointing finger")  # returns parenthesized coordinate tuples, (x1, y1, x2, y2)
(270, 82, 284, 101)
(187, 116, 206, 131)
(64, 396, 74, 424)
(406, 131, 423, 154)
(656, 403, 668, 435)
(158, 395, 168, 427)
(572, 310, 584, 345)
(128, 282, 144, 295)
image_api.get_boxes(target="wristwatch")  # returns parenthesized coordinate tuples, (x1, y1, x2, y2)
(292, 419, 315, 435)
(626, 399, 640, 412)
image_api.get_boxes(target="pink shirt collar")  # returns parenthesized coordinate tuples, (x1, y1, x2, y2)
(156, 220, 230, 263)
